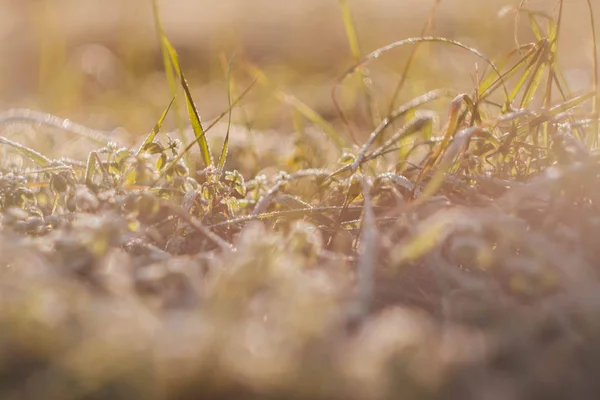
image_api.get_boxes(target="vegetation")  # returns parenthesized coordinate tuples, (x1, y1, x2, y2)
(0, 0, 599, 398)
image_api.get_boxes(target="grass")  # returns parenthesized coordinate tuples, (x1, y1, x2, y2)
(0, 0, 600, 398)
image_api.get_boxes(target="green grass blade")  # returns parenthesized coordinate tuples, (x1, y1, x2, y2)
(154, 77, 258, 184)
(337, 0, 379, 128)
(161, 36, 214, 168)
(338, 0, 361, 62)
(388, 0, 441, 113)
(476, 44, 536, 100)
(519, 45, 548, 108)
(151, 0, 187, 147)
(136, 97, 174, 156)
(516, 91, 596, 137)
(334, 36, 510, 124)
(415, 94, 466, 188)
(218, 54, 235, 171)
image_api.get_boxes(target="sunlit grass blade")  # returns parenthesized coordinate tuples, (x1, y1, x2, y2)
(333, 36, 509, 131)
(0, 136, 52, 167)
(325, 113, 435, 182)
(161, 36, 214, 168)
(476, 44, 536, 100)
(337, 0, 379, 129)
(136, 97, 175, 156)
(0, 109, 114, 145)
(246, 63, 346, 149)
(352, 89, 450, 170)
(217, 54, 236, 171)
(338, 0, 361, 62)
(414, 94, 467, 189)
(154, 77, 258, 184)
(388, 0, 441, 113)
(414, 126, 492, 203)
(152, 0, 187, 146)
(519, 45, 547, 109)
(520, 91, 596, 132)
(504, 41, 547, 107)
(585, 0, 599, 148)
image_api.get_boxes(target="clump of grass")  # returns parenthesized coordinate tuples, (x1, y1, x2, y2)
(0, 0, 600, 399)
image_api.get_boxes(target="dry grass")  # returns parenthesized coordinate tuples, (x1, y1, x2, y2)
(0, 0, 600, 399)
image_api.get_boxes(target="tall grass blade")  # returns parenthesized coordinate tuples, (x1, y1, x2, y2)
(585, 0, 599, 148)
(337, 0, 379, 129)
(218, 54, 235, 171)
(388, 0, 441, 113)
(151, 0, 187, 146)
(333, 36, 509, 129)
(154, 77, 258, 184)
(136, 97, 175, 156)
(476, 44, 536, 100)
(161, 36, 214, 168)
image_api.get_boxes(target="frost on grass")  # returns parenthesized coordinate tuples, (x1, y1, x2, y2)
(1, 0, 600, 399)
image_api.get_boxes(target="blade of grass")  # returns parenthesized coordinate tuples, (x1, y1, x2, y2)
(161, 36, 214, 168)
(414, 126, 492, 203)
(246, 63, 346, 149)
(333, 36, 509, 132)
(152, 0, 187, 147)
(0, 109, 114, 145)
(153, 77, 258, 184)
(326, 114, 435, 181)
(414, 94, 467, 190)
(338, 0, 379, 129)
(519, 44, 548, 109)
(348, 175, 377, 324)
(352, 89, 451, 171)
(388, 0, 441, 113)
(476, 43, 537, 100)
(585, 0, 599, 148)
(136, 97, 174, 156)
(0, 136, 53, 167)
(217, 53, 236, 171)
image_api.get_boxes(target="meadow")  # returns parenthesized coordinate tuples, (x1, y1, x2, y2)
(0, 0, 599, 399)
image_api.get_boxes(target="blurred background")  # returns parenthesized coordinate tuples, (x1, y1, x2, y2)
(0, 0, 596, 150)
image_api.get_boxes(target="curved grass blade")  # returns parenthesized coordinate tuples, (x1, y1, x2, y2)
(152, 0, 187, 146)
(341, 37, 506, 94)
(414, 126, 493, 203)
(414, 94, 467, 190)
(0, 136, 52, 167)
(352, 88, 451, 171)
(0, 109, 114, 145)
(136, 97, 175, 156)
(161, 36, 213, 168)
(333, 36, 509, 134)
